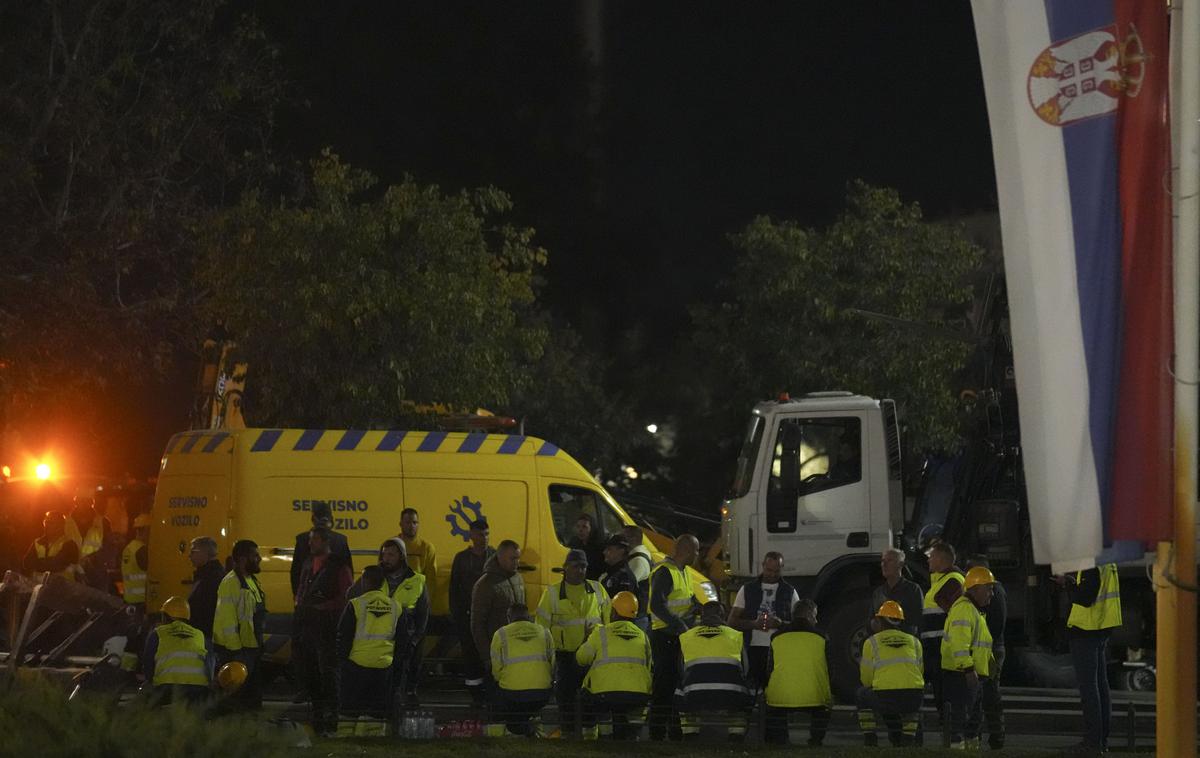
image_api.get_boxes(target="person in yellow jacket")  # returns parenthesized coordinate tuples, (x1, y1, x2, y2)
(677, 601, 752, 742)
(213, 539, 265, 711)
(490, 603, 555, 737)
(648, 534, 701, 741)
(941, 565, 995, 749)
(536, 548, 610, 737)
(336, 565, 400, 737)
(762, 599, 831, 746)
(922, 540, 964, 718)
(22, 511, 79, 583)
(121, 514, 150, 611)
(1063, 562, 1122, 752)
(142, 596, 212, 707)
(576, 590, 652, 740)
(856, 600, 924, 747)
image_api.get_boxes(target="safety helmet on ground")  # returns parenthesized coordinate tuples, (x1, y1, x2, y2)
(611, 591, 639, 619)
(964, 565, 996, 590)
(217, 661, 248, 693)
(132, 513, 151, 528)
(161, 596, 190, 621)
(875, 600, 905, 621)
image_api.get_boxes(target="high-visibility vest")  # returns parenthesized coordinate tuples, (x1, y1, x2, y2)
(650, 561, 693, 631)
(1068, 564, 1123, 631)
(349, 590, 400, 669)
(213, 571, 264, 650)
(121, 539, 146, 604)
(921, 570, 964, 642)
(577, 620, 652, 695)
(34, 537, 76, 582)
(79, 523, 104, 558)
(860, 629, 924, 690)
(679, 624, 748, 697)
(391, 571, 426, 611)
(536, 579, 609, 651)
(764, 630, 831, 708)
(490, 620, 553, 692)
(941, 596, 993, 675)
(153, 620, 209, 687)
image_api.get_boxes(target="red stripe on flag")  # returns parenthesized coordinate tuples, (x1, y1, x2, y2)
(1110, 0, 1173, 543)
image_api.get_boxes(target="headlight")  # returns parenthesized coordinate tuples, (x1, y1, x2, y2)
(699, 581, 718, 602)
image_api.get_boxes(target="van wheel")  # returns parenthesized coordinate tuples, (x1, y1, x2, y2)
(824, 590, 873, 703)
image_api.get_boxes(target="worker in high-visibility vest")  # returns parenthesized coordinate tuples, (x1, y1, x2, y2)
(922, 540, 964, 723)
(763, 599, 831, 747)
(677, 601, 751, 742)
(489, 603, 554, 737)
(213, 539, 266, 711)
(576, 590, 651, 740)
(648, 533, 701, 741)
(22, 511, 79, 583)
(941, 565, 995, 750)
(142, 596, 211, 706)
(121, 514, 150, 611)
(536, 548, 610, 737)
(856, 600, 924, 747)
(336, 565, 400, 737)
(1063, 563, 1122, 752)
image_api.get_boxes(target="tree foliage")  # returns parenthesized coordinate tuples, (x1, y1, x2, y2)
(199, 151, 549, 428)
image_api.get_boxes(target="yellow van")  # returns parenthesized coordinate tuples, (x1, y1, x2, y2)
(147, 428, 716, 660)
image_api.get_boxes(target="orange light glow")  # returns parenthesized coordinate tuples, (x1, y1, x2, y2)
(34, 463, 52, 480)
(1, 465, 9, 478)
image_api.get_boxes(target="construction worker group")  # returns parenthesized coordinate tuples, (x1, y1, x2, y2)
(21, 498, 1122, 747)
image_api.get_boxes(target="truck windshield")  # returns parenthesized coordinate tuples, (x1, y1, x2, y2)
(730, 415, 765, 498)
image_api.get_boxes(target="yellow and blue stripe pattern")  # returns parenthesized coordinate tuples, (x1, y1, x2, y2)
(163, 429, 559, 457)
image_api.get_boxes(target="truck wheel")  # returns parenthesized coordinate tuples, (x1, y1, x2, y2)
(823, 590, 874, 703)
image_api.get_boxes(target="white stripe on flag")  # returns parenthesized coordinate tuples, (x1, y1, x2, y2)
(971, 1, 1102, 572)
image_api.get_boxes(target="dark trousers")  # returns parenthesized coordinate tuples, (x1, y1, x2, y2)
(338, 661, 392, 721)
(148, 684, 210, 709)
(746, 646, 770, 692)
(923, 634, 944, 717)
(942, 670, 980, 743)
(581, 690, 649, 739)
(457, 620, 487, 705)
(975, 647, 1005, 747)
(1070, 632, 1112, 749)
(554, 651, 586, 736)
(856, 686, 923, 746)
(492, 689, 551, 736)
(764, 705, 831, 745)
(295, 610, 339, 734)
(649, 630, 682, 741)
(399, 634, 424, 699)
(214, 646, 262, 712)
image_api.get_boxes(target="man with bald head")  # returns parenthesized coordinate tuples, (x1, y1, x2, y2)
(647, 534, 701, 741)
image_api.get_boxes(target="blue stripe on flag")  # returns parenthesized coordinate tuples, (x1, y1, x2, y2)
(497, 436, 525, 455)
(294, 430, 324, 451)
(336, 430, 365, 450)
(202, 432, 229, 453)
(418, 431, 447, 452)
(376, 431, 406, 451)
(180, 434, 203, 453)
(251, 430, 283, 452)
(458, 433, 487, 453)
(536, 441, 559, 457)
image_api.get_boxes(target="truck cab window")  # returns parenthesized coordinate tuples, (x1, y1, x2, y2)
(766, 417, 862, 532)
(730, 415, 765, 498)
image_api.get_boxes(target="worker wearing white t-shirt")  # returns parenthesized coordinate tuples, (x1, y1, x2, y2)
(727, 552, 799, 691)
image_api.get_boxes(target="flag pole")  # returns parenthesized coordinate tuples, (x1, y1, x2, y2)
(1159, 0, 1199, 754)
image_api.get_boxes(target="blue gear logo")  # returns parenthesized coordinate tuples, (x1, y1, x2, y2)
(446, 495, 484, 542)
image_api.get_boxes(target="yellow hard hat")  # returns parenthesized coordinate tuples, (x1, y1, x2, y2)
(217, 661, 248, 693)
(161, 596, 190, 620)
(875, 600, 905, 621)
(964, 566, 996, 590)
(132, 514, 151, 528)
(611, 591, 639, 619)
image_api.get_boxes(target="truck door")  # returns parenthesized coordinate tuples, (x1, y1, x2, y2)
(761, 413, 871, 573)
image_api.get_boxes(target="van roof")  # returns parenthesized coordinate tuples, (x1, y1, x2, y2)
(163, 428, 563, 458)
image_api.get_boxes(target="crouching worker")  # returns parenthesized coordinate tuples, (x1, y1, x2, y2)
(763, 599, 832, 746)
(576, 591, 652, 740)
(337, 566, 401, 736)
(489, 604, 554, 737)
(857, 600, 924, 746)
(142, 596, 211, 707)
(677, 601, 752, 742)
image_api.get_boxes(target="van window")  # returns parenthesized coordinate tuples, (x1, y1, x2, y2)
(766, 416, 862, 532)
(549, 485, 606, 546)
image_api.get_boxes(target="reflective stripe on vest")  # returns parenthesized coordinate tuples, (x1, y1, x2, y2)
(537, 579, 606, 651)
(650, 561, 693, 631)
(391, 571, 426, 611)
(1067, 564, 1123, 631)
(581, 622, 651, 695)
(350, 590, 400, 669)
(122, 539, 146, 603)
(862, 631, 924, 691)
(154, 620, 208, 687)
(80, 524, 104, 557)
(941, 596, 992, 674)
(214, 571, 263, 650)
(34, 537, 76, 583)
(921, 570, 964, 639)
(764, 630, 832, 708)
(680, 625, 747, 696)
(494, 621, 553, 692)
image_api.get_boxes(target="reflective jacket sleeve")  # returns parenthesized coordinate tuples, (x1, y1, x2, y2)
(944, 606, 974, 671)
(490, 629, 504, 678)
(650, 569, 688, 634)
(860, 639, 874, 688)
(535, 587, 554, 630)
(575, 627, 599, 666)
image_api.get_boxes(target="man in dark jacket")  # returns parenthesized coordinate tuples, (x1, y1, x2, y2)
(727, 552, 798, 691)
(598, 535, 638, 604)
(450, 519, 494, 706)
(567, 514, 605, 580)
(471, 540, 525, 679)
(290, 501, 353, 596)
(870, 548, 924, 638)
(294, 527, 352, 736)
(187, 536, 226, 640)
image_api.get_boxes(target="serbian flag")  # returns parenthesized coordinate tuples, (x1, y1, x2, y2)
(971, 1, 1172, 570)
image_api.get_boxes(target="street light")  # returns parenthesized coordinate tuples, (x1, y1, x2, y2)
(34, 463, 51, 480)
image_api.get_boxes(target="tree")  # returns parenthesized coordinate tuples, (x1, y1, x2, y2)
(199, 151, 548, 428)
(0, 0, 283, 447)
(677, 181, 984, 502)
